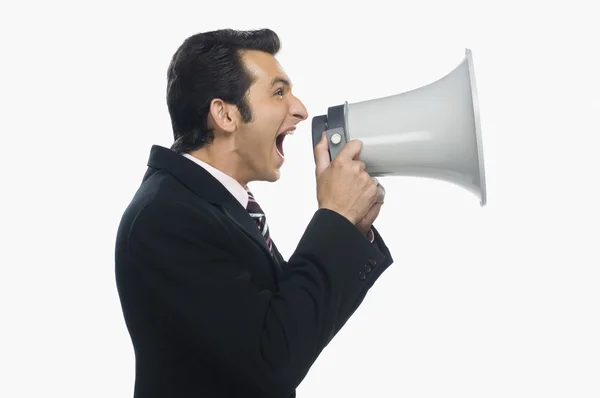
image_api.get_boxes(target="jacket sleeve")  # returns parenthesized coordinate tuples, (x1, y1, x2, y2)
(126, 200, 394, 397)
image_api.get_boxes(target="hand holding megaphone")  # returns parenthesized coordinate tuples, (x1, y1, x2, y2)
(313, 131, 384, 230)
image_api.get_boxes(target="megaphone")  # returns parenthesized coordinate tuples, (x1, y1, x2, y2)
(312, 48, 487, 206)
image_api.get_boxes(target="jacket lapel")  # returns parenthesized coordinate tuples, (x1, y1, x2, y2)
(145, 145, 283, 279)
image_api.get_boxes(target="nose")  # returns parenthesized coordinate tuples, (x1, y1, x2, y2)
(290, 95, 308, 122)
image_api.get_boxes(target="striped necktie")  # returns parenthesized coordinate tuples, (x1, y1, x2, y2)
(246, 189, 273, 253)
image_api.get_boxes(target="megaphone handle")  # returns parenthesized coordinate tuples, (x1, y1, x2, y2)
(311, 106, 348, 162)
(311, 114, 328, 155)
(325, 104, 348, 161)
(325, 128, 346, 160)
(311, 115, 338, 161)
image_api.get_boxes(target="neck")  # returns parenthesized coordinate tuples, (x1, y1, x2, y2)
(188, 144, 249, 188)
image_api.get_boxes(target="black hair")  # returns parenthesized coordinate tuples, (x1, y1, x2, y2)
(166, 28, 281, 153)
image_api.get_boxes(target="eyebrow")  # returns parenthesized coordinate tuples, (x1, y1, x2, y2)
(270, 77, 292, 88)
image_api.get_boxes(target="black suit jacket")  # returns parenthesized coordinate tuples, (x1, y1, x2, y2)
(114, 145, 394, 398)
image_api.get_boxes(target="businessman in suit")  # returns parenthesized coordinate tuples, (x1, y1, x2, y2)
(115, 28, 394, 398)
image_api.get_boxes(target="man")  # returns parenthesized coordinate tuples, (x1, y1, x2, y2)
(115, 28, 394, 398)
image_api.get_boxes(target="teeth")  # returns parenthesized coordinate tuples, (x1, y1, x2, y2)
(276, 136, 284, 157)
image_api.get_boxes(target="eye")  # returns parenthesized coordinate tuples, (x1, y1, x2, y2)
(274, 88, 284, 97)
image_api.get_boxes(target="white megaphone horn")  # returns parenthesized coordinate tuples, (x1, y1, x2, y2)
(312, 48, 487, 206)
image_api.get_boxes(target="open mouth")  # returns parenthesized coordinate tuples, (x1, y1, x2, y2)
(275, 128, 295, 158)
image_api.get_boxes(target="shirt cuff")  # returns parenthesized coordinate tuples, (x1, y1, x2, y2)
(366, 228, 374, 243)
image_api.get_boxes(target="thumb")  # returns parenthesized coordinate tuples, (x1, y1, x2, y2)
(313, 131, 331, 177)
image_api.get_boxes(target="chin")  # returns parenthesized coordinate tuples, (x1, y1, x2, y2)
(254, 168, 280, 183)
(267, 170, 281, 182)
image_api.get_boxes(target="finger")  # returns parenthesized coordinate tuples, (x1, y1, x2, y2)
(350, 159, 366, 173)
(372, 176, 385, 195)
(376, 184, 386, 203)
(313, 131, 330, 177)
(361, 201, 383, 226)
(336, 139, 363, 161)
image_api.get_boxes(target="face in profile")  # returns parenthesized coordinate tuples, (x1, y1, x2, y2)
(232, 50, 309, 183)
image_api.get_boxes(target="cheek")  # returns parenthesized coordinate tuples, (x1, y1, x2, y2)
(244, 103, 287, 155)
(240, 127, 273, 159)
(256, 101, 288, 125)
(252, 114, 283, 147)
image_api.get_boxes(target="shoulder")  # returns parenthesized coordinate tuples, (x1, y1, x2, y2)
(116, 170, 221, 249)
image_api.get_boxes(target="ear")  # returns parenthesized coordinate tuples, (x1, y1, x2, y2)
(208, 98, 240, 134)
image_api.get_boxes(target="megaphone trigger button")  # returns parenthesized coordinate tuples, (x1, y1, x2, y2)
(330, 133, 342, 145)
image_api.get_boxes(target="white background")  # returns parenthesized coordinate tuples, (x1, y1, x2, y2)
(1, 1, 599, 397)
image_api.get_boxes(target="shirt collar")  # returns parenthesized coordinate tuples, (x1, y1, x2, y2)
(182, 153, 249, 208)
